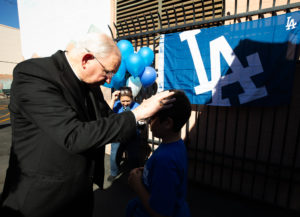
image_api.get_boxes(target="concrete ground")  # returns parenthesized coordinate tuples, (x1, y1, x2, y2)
(1, 98, 299, 217)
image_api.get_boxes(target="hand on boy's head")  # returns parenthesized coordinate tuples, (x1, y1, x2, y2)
(132, 90, 175, 121)
(159, 96, 176, 110)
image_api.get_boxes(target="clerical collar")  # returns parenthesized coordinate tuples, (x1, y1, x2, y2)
(64, 51, 81, 81)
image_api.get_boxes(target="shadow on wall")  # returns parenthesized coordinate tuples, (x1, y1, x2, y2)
(186, 38, 300, 212)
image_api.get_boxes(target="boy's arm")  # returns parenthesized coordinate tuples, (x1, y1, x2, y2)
(108, 90, 120, 109)
(128, 168, 169, 217)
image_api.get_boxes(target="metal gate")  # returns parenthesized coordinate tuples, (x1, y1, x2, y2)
(112, 0, 300, 212)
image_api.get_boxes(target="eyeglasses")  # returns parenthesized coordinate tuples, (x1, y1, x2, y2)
(85, 48, 115, 77)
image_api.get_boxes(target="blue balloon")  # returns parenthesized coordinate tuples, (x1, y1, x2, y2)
(112, 79, 126, 90)
(103, 60, 126, 88)
(117, 40, 134, 59)
(125, 53, 145, 78)
(103, 82, 113, 88)
(138, 47, 154, 66)
(140, 66, 157, 87)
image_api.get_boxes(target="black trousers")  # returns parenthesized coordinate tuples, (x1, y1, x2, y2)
(116, 127, 151, 171)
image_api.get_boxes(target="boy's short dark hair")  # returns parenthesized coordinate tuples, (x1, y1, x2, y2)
(155, 89, 191, 132)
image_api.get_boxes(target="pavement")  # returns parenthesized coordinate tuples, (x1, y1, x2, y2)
(1, 98, 299, 217)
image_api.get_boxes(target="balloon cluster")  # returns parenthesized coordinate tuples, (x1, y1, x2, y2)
(104, 40, 157, 97)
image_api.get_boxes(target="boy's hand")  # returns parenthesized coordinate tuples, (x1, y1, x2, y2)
(111, 90, 120, 101)
(109, 90, 120, 109)
(128, 167, 144, 190)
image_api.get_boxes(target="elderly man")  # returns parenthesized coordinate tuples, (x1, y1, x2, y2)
(0, 33, 174, 217)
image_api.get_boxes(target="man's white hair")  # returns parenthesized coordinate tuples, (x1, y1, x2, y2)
(72, 32, 117, 58)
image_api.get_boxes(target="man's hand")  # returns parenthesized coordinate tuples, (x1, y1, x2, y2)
(132, 91, 175, 121)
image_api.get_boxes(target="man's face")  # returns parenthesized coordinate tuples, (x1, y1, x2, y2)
(81, 52, 120, 86)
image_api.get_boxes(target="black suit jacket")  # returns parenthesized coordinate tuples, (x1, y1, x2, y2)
(0, 51, 136, 217)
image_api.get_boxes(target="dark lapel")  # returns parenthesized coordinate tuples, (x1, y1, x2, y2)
(89, 87, 107, 119)
(51, 51, 90, 120)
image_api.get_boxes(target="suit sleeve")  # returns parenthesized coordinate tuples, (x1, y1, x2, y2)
(10, 62, 137, 154)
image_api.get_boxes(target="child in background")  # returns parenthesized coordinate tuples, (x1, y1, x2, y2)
(108, 86, 140, 181)
(126, 90, 192, 217)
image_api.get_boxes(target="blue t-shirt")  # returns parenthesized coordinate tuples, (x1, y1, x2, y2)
(113, 100, 139, 114)
(126, 139, 191, 217)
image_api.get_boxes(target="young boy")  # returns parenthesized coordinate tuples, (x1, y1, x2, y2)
(126, 90, 192, 217)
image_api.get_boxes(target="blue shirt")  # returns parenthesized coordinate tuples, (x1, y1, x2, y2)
(126, 139, 191, 217)
(113, 100, 139, 114)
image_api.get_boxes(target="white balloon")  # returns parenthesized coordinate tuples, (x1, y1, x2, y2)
(126, 76, 142, 98)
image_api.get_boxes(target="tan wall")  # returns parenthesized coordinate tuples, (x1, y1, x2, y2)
(0, 24, 23, 89)
(110, 0, 117, 38)
(226, 0, 300, 15)
(225, 0, 300, 24)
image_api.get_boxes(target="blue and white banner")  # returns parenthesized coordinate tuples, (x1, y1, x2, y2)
(158, 12, 300, 106)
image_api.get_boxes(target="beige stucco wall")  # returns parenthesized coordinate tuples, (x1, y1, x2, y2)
(225, 0, 300, 24)
(100, 0, 117, 104)
(0, 24, 23, 89)
(226, 0, 300, 14)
